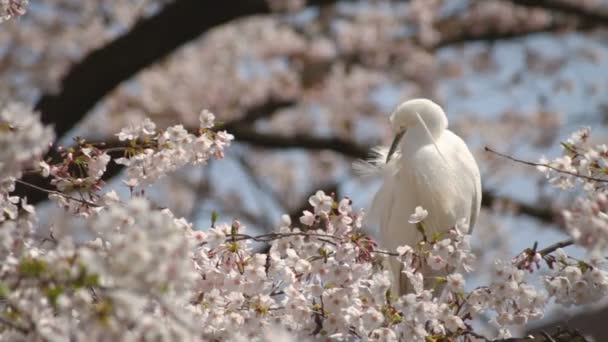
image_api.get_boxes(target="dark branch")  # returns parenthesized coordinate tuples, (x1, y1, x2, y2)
(481, 190, 556, 224)
(36, 0, 271, 139)
(234, 131, 559, 225)
(34, 0, 342, 141)
(538, 238, 574, 256)
(230, 127, 371, 160)
(435, 21, 589, 50)
(507, 0, 608, 26)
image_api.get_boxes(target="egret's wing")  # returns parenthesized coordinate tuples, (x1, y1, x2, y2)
(463, 148, 482, 233)
(438, 130, 482, 233)
(468, 176, 481, 233)
(450, 134, 482, 233)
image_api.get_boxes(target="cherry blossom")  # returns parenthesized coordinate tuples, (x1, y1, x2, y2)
(408, 206, 428, 224)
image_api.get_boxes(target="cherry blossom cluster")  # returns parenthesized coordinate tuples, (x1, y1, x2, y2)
(114, 110, 234, 188)
(42, 143, 111, 193)
(543, 248, 608, 307)
(537, 127, 607, 191)
(0, 0, 27, 23)
(468, 261, 546, 336)
(562, 193, 608, 251)
(537, 128, 608, 251)
(192, 191, 483, 341)
(0, 102, 53, 192)
(0, 102, 53, 244)
(0, 197, 205, 341)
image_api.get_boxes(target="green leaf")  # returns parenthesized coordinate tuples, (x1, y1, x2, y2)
(0, 282, 9, 299)
(431, 232, 442, 243)
(18, 258, 47, 277)
(211, 211, 218, 227)
(45, 286, 64, 306)
(73, 264, 99, 288)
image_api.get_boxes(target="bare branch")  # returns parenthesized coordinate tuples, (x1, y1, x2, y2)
(231, 126, 371, 160)
(538, 238, 574, 257)
(435, 20, 592, 50)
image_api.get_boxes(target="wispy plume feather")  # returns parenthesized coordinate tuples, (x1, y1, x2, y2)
(352, 146, 401, 178)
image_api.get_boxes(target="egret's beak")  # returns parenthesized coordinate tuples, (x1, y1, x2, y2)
(386, 130, 405, 163)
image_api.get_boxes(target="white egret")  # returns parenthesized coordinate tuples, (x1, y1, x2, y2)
(355, 98, 482, 295)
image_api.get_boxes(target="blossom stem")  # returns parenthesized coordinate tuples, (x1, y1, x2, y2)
(15, 180, 100, 207)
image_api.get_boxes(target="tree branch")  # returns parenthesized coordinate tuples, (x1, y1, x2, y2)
(507, 0, 608, 26)
(538, 238, 574, 257)
(230, 126, 371, 160)
(434, 21, 590, 50)
(35, 0, 607, 143)
(34, 0, 344, 141)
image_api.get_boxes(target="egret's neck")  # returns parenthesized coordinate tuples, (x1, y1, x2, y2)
(400, 125, 446, 154)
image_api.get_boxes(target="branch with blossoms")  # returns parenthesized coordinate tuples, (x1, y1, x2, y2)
(0, 102, 606, 341)
(15, 109, 233, 216)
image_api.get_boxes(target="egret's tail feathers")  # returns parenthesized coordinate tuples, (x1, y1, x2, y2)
(352, 146, 400, 178)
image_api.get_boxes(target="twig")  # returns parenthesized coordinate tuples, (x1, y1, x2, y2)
(372, 250, 400, 257)
(484, 146, 608, 184)
(15, 180, 100, 207)
(455, 286, 490, 315)
(232, 232, 399, 255)
(515, 238, 575, 270)
(537, 238, 574, 257)
(539, 330, 557, 342)
(234, 232, 339, 242)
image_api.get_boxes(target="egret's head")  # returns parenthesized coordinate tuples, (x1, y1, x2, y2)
(386, 98, 448, 163)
